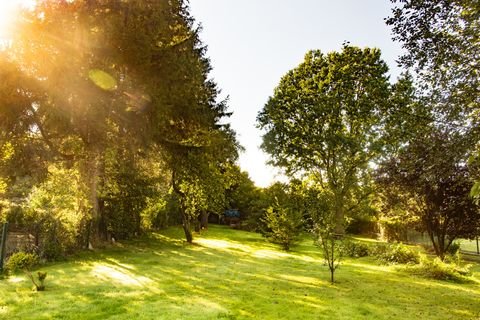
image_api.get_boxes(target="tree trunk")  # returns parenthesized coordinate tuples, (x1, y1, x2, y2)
(172, 169, 193, 243)
(200, 212, 209, 230)
(330, 236, 335, 283)
(82, 149, 107, 244)
(334, 197, 345, 235)
(182, 213, 193, 243)
(427, 229, 443, 259)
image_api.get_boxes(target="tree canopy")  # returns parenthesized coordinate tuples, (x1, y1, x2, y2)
(0, 0, 238, 248)
(258, 45, 391, 235)
(377, 127, 480, 259)
(387, 0, 479, 121)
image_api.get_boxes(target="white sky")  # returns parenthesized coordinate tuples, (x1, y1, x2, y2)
(189, 0, 403, 187)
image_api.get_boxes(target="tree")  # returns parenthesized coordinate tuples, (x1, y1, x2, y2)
(296, 180, 342, 283)
(377, 128, 480, 259)
(224, 165, 263, 228)
(170, 129, 238, 243)
(1, 0, 238, 246)
(387, 1, 480, 207)
(257, 45, 391, 235)
(387, 0, 479, 119)
(260, 183, 303, 251)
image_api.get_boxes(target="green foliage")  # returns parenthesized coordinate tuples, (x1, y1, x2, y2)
(24, 165, 87, 258)
(387, 0, 479, 115)
(262, 203, 303, 251)
(0, 0, 239, 246)
(102, 155, 156, 239)
(339, 240, 419, 265)
(340, 239, 370, 258)
(407, 256, 473, 283)
(372, 243, 419, 265)
(141, 197, 168, 230)
(224, 166, 263, 231)
(171, 134, 238, 242)
(386, 1, 480, 257)
(258, 45, 392, 235)
(6, 252, 39, 273)
(377, 128, 480, 259)
(6, 252, 47, 291)
(446, 242, 460, 256)
(293, 180, 345, 282)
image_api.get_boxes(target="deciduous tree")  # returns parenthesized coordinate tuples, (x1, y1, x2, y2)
(377, 128, 480, 259)
(257, 46, 391, 235)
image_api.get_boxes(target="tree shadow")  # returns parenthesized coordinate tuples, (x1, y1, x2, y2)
(2, 225, 480, 319)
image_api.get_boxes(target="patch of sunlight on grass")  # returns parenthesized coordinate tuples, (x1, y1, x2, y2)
(348, 262, 393, 273)
(290, 254, 317, 263)
(196, 238, 252, 253)
(278, 274, 321, 286)
(406, 278, 480, 294)
(0, 306, 8, 315)
(7, 276, 25, 283)
(253, 249, 292, 259)
(198, 238, 320, 263)
(105, 258, 136, 271)
(351, 236, 383, 243)
(152, 233, 185, 245)
(193, 297, 226, 312)
(91, 263, 152, 287)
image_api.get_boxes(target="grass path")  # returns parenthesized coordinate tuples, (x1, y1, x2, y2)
(1, 225, 479, 319)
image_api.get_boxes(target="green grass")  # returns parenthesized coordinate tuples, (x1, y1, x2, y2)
(459, 238, 480, 253)
(1, 225, 480, 319)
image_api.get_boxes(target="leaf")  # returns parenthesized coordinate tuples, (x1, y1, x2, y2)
(88, 69, 117, 91)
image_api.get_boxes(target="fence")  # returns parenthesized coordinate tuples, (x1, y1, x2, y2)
(0, 223, 8, 271)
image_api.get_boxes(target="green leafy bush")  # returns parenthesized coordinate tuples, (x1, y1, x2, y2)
(5, 252, 39, 273)
(341, 239, 370, 258)
(446, 242, 460, 255)
(372, 243, 419, 265)
(407, 256, 472, 283)
(262, 205, 302, 251)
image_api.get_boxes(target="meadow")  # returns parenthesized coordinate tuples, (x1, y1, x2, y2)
(1, 225, 479, 320)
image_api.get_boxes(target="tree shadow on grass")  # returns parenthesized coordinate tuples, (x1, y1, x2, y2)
(2, 225, 480, 319)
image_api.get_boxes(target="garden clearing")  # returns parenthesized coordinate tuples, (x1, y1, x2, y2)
(1, 225, 479, 319)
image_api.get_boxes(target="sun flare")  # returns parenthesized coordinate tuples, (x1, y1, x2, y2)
(0, 0, 36, 38)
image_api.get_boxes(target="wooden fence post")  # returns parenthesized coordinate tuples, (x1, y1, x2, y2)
(0, 222, 8, 272)
(476, 236, 479, 255)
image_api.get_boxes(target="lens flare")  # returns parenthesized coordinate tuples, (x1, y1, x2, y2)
(0, 0, 36, 39)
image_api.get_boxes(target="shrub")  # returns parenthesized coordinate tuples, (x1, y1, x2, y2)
(341, 239, 370, 258)
(5, 252, 48, 291)
(261, 205, 302, 251)
(446, 242, 460, 255)
(407, 256, 472, 283)
(372, 243, 419, 265)
(5, 252, 39, 273)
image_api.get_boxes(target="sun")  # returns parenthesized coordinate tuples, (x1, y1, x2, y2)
(0, 0, 36, 39)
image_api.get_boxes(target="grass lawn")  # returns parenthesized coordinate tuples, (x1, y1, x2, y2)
(1, 225, 479, 320)
(459, 238, 480, 254)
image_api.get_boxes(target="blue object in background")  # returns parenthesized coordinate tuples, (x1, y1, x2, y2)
(225, 209, 240, 218)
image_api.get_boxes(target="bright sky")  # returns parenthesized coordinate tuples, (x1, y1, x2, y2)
(189, 0, 403, 187)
